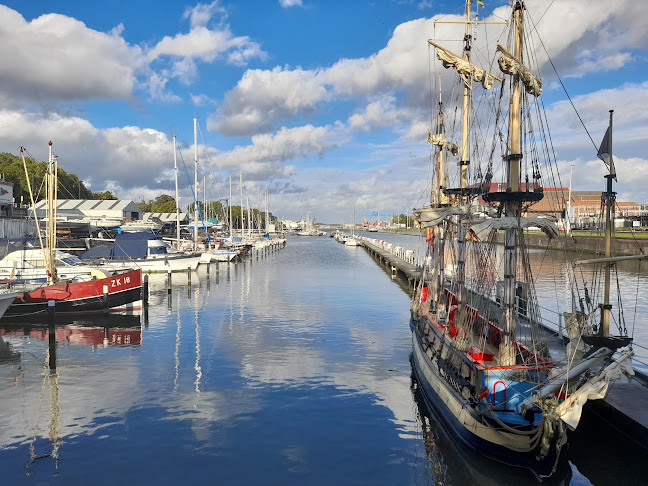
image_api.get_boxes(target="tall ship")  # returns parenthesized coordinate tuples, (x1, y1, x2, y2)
(410, 0, 634, 479)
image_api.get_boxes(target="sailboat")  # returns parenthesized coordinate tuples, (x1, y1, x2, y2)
(345, 205, 360, 246)
(409, 1, 634, 479)
(4, 142, 142, 318)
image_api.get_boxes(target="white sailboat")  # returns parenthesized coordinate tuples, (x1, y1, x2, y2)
(345, 205, 359, 246)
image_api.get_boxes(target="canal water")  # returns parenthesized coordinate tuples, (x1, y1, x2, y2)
(0, 236, 644, 485)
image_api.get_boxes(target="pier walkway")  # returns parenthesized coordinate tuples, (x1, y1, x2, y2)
(357, 235, 648, 449)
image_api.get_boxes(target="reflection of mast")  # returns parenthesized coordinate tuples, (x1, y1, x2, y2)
(194, 289, 202, 394)
(174, 305, 182, 392)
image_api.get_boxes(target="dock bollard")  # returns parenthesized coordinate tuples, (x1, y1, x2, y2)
(48, 300, 56, 370)
(143, 274, 149, 306)
(103, 284, 109, 314)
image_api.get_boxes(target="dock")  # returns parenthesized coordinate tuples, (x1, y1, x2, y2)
(357, 236, 648, 449)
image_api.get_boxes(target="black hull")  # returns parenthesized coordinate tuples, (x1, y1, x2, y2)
(410, 315, 564, 480)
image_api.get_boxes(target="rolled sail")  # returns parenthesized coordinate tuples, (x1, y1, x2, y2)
(497, 44, 543, 96)
(436, 48, 494, 90)
(427, 132, 459, 156)
(468, 217, 559, 241)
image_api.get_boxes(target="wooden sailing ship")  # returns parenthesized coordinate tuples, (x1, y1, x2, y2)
(410, 0, 634, 479)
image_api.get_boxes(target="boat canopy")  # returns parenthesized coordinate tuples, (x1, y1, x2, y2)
(81, 232, 166, 261)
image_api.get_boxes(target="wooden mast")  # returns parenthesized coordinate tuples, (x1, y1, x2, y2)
(500, 1, 524, 366)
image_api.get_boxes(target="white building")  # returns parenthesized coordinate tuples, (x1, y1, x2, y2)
(33, 199, 142, 224)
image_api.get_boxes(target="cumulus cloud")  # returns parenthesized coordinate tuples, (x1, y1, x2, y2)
(0, 5, 143, 107)
(348, 96, 416, 132)
(212, 0, 648, 136)
(210, 67, 329, 135)
(210, 123, 349, 178)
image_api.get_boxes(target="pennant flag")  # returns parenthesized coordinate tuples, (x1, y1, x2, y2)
(477, 0, 485, 6)
(597, 125, 617, 181)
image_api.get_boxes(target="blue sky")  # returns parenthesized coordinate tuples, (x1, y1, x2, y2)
(1, 0, 647, 223)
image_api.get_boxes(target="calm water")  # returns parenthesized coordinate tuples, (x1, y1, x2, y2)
(0, 236, 645, 485)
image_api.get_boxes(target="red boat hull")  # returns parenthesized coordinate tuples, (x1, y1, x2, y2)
(4, 269, 143, 317)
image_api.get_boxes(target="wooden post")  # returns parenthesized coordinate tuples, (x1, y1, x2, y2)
(187, 266, 191, 285)
(143, 274, 149, 307)
(167, 269, 172, 295)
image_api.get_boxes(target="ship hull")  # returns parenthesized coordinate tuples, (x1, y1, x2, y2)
(3, 269, 142, 317)
(410, 315, 562, 479)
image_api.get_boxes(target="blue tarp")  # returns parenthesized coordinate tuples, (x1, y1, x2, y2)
(81, 232, 163, 261)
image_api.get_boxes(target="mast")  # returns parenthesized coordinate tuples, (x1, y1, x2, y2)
(500, 1, 524, 366)
(173, 135, 180, 250)
(602, 110, 614, 337)
(46, 141, 58, 285)
(193, 117, 199, 250)
(229, 174, 233, 239)
(240, 172, 244, 235)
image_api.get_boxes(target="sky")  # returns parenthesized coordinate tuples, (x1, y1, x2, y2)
(0, 0, 647, 223)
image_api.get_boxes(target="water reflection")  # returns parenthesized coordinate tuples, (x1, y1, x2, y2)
(0, 237, 642, 484)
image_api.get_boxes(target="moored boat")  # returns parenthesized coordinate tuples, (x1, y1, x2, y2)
(3, 143, 143, 318)
(409, 1, 634, 480)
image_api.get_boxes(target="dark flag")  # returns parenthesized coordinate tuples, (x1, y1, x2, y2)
(597, 125, 617, 181)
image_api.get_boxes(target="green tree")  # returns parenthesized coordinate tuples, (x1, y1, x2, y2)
(93, 190, 118, 200)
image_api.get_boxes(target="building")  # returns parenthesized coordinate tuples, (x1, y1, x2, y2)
(33, 199, 142, 223)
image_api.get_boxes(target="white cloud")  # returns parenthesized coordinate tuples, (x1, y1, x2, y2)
(212, 0, 648, 136)
(279, 0, 303, 7)
(183, 1, 226, 28)
(0, 6, 143, 106)
(210, 123, 348, 178)
(211, 67, 329, 135)
(348, 96, 415, 132)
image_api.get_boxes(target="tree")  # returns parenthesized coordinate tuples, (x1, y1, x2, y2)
(93, 190, 118, 200)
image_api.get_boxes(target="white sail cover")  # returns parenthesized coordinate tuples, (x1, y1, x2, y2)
(468, 217, 559, 241)
(555, 350, 634, 430)
(498, 51, 543, 96)
(413, 205, 474, 228)
(427, 132, 459, 156)
(437, 49, 494, 90)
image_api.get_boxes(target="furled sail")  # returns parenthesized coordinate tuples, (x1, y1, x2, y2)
(497, 43, 543, 96)
(428, 41, 500, 90)
(413, 205, 474, 228)
(468, 217, 559, 241)
(427, 132, 459, 156)
(554, 350, 634, 430)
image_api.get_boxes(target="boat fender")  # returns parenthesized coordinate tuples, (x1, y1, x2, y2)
(426, 227, 434, 244)
(91, 269, 107, 280)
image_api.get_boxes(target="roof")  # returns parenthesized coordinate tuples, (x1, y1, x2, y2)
(33, 199, 140, 213)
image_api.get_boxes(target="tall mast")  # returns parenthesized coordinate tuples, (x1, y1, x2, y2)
(193, 117, 198, 250)
(500, 1, 524, 366)
(265, 190, 269, 233)
(173, 135, 180, 250)
(46, 141, 58, 285)
(602, 110, 614, 337)
(240, 172, 244, 235)
(229, 174, 233, 239)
